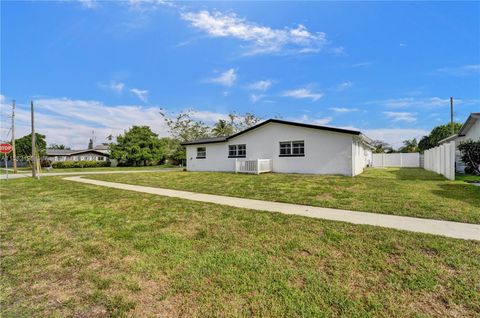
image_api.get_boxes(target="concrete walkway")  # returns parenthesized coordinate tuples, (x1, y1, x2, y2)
(0, 168, 180, 180)
(64, 176, 480, 241)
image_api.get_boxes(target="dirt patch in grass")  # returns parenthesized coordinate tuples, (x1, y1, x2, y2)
(315, 192, 334, 201)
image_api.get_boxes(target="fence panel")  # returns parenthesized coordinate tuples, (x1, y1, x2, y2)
(372, 153, 420, 168)
(424, 141, 455, 180)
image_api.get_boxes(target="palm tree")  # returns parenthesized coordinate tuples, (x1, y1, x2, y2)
(399, 138, 418, 153)
(211, 119, 234, 137)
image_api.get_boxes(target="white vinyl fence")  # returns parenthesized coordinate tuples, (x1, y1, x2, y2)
(372, 153, 420, 168)
(235, 159, 272, 174)
(424, 141, 455, 180)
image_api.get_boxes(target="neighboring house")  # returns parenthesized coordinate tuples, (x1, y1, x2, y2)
(182, 119, 374, 176)
(439, 112, 480, 173)
(46, 144, 110, 162)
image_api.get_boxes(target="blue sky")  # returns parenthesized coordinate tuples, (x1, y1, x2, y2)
(1, 0, 479, 148)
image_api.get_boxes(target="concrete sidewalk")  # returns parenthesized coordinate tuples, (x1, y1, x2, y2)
(0, 168, 180, 180)
(64, 176, 480, 241)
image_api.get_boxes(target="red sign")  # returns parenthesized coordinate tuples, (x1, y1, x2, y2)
(0, 143, 13, 154)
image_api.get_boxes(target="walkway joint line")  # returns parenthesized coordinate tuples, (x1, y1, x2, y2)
(63, 176, 480, 241)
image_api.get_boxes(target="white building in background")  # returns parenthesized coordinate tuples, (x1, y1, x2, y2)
(46, 144, 110, 162)
(182, 119, 374, 176)
(439, 112, 480, 173)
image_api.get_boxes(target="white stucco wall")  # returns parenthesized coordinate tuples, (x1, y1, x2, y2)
(463, 118, 480, 141)
(186, 122, 366, 176)
(352, 140, 372, 176)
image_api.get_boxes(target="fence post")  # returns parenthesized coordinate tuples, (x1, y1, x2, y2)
(235, 159, 238, 173)
(256, 159, 260, 175)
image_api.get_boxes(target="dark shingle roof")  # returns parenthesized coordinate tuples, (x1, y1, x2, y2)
(46, 148, 110, 156)
(46, 149, 75, 156)
(181, 118, 362, 146)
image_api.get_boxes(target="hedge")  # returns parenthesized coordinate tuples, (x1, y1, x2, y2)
(51, 161, 111, 169)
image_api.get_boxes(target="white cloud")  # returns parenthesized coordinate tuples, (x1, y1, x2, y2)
(247, 80, 272, 91)
(334, 81, 352, 91)
(250, 94, 265, 103)
(282, 88, 323, 101)
(371, 97, 480, 109)
(436, 64, 480, 76)
(287, 114, 332, 126)
(181, 10, 328, 55)
(127, 0, 176, 12)
(383, 111, 417, 123)
(130, 88, 149, 102)
(363, 128, 429, 148)
(98, 81, 125, 93)
(79, 0, 99, 9)
(189, 110, 229, 123)
(205, 69, 237, 87)
(1, 98, 169, 149)
(330, 107, 358, 113)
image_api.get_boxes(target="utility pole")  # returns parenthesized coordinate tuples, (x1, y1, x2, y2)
(11, 99, 17, 174)
(31, 100, 37, 179)
(450, 97, 454, 135)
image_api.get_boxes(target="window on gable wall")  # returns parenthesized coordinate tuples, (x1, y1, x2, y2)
(280, 141, 304, 157)
(197, 147, 206, 159)
(228, 144, 246, 158)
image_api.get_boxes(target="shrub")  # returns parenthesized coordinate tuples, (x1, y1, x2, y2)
(51, 161, 111, 169)
(458, 139, 480, 175)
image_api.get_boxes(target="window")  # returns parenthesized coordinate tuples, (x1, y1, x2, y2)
(279, 141, 304, 157)
(228, 144, 246, 158)
(196, 147, 206, 159)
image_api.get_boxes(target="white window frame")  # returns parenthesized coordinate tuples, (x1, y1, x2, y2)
(228, 144, 246, 158)
(279, 140, 305, 157)
(196, 147, 206, 159)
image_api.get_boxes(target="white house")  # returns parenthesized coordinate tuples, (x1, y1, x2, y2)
(182, 119, 374, 176)
(46, 144, 110, 162)
(439, 112, 480, 172)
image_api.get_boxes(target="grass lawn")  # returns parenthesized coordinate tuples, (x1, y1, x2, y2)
(1, 165, 179, 174)
(41, 164, 179, 173)
(456, 173, 480, 183)
(86, 168, 480, 224)
(1, 177, 479, 317)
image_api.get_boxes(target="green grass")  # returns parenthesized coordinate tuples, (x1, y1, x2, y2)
(456, 173, 480, 183)
(86, 168, 480, 224)
(1, 177, 479, 317)
(1, 165, 178, 174)
(42, 164, 179, 173)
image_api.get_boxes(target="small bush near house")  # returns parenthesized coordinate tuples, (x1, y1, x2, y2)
(51, 161, 110, 169)
(458, 139, 480, 175)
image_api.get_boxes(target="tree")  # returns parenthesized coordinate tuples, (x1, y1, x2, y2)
(160, 110, 210, 142)
(398, 138, 418, 153)
(14, 133, 47, 158)
(48, 144, 70, 150)
(110, 126, 163, 166)
(158, 137, 184, 164)
(458, 139, 480, 175)
(418, 123, 463, 152)
(228, 112, 262, 133)
(418, 135, 430, 152)
(106, 134, 114, 143)
(371, 140, 393, 153)
(211, 119, 234, 137)
(88, 138, 93, 149)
